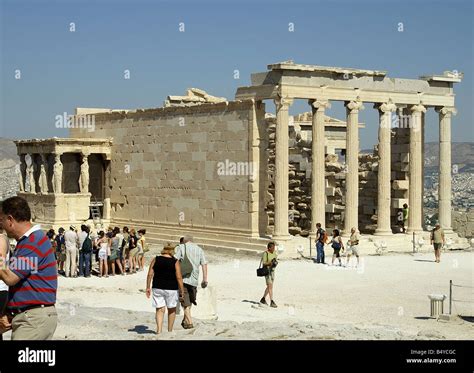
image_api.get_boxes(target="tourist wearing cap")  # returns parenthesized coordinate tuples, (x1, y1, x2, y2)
(430, 223, 445, 263)
(0, 197, 58, 340)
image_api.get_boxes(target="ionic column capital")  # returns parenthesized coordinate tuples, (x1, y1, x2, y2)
(436, 106, 457, 116)
(345, 100, 364, 113)
(375, 102, 397, 113)
(410, 104, 427, 114)
(309, 99, 331, 111)
(274, 96, 294, 110)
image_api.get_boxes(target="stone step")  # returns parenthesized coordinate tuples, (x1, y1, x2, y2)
(111, 219, 270, 252)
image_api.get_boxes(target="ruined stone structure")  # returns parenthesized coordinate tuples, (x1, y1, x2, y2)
(14, 62, 464, 253)
(15, 138, 112, 228)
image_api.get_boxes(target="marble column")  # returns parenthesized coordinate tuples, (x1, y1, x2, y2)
(344, 100, 364, 234)
(79, 152, 90, 193)
(309, 99, 330, 237)
(375, 102, 397, 235)
(436, 106, 456, 233)
(407, 104, 426, 233)
(273, 96, 293, 240)
(52, 153, 63, 194)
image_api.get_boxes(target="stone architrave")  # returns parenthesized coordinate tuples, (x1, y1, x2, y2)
(79, 153, 90, 193)
(309, 99, 330, 237)
(52, 154, 63, 194)
(273, 96, 293, 241)
(375, 102, 397, 235)
(344, 100, 364, 234)
(436, 106, 457, 233)
(18, 154, 26, 192)
(39, 154, 48, 194)
(408, 104, 426, 233)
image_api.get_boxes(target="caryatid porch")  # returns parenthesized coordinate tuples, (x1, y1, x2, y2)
(14, 138, 112, 229)
(236, 61, 462, 241)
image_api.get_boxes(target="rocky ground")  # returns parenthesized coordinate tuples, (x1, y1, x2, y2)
(2, 249, 472, 340)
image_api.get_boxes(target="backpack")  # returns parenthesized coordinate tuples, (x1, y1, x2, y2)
(256, 252, 270, 277)
(179, 244, 193, 278)
(319, 229, 328, 244)
(82, 234, 93, 253)
(331, 237, 341, 250)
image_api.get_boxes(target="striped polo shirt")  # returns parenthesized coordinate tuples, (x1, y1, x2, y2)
(7, 225, 57, 310)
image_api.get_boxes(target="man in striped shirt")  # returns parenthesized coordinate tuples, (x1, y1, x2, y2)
(0, 196, 58, 340)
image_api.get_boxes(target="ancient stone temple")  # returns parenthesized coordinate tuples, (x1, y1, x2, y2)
(14, 61, 464, 252)
(14, 138, 112, 227)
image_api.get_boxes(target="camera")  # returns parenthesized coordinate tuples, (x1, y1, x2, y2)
(271, 258, 278, 268)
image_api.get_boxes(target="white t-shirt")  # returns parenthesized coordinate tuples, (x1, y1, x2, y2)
(116, 233, 124, 250)
(65, 230, 78, 250)
(78, 231, 88, 250)
(0, 234, 10, 292)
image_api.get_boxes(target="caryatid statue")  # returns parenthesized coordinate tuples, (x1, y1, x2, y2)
(27, 158, 36, 193)
(39, 154, 48, 193)
(79, 153, 89, 193)
(18, 154, 26, 192)
(52, 154, 63, 193)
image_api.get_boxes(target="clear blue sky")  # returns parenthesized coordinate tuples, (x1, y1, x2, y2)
(1, 0, 473, 149)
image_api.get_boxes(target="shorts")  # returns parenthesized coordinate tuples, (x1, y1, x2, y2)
(333, 248, 341, 258)
(265, 270, 275, 285)
(129, 247, 139, 258)
(348, 245, 360, 256)
(151, 288, 179, 308)
(182, 283, 197, 307)
(98, 249, 108, 260)
(433, 243, 442, 250)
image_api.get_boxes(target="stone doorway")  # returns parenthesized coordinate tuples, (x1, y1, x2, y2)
(88, 154, 105, 202)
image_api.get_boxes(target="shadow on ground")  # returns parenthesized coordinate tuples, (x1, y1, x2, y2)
(414, 259, 435, 263)
(128, 325, 155, 334)
(242, 299, 260, 305)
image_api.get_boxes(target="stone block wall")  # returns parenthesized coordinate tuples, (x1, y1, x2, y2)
(71, 100, 263, 235)
(452, 210, 474, 238)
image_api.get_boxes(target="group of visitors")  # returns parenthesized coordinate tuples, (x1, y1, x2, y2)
(0, 194, 449, 341)
(48, 225, 148, 277)
(313, 223, 361, 267)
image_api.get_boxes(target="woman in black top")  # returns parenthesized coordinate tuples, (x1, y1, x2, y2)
(146, 243, 185, 334)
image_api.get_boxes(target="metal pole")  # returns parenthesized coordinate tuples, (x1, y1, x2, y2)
(413, 232, 415, 253)
(449, 280, 452, 315)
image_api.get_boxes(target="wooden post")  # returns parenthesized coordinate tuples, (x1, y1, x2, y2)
(449, 280, 452, 315)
